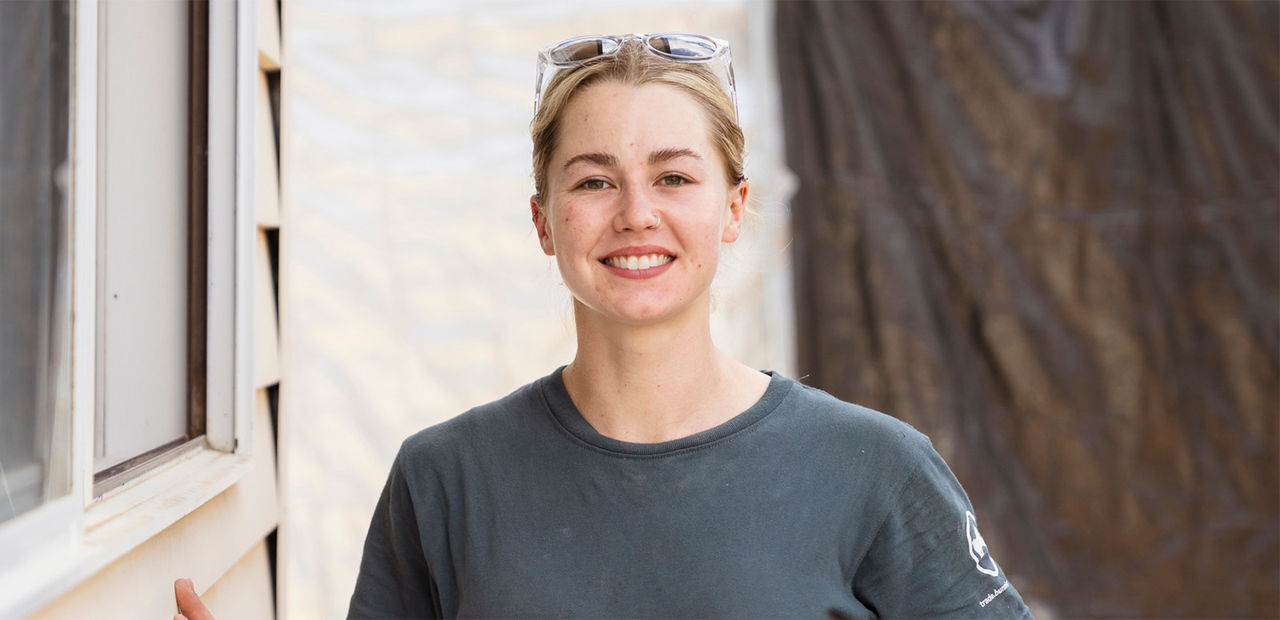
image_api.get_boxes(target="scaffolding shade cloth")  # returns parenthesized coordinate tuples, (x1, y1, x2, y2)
(775, 1, 1278, 617)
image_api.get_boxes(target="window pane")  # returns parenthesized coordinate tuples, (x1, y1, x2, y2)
(94, 0, 192, 473)
(0, 0, 72, 524)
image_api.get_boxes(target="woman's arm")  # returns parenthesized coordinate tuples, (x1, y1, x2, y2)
(348, 448, 441, 619)
(852, 442, 1033, 618)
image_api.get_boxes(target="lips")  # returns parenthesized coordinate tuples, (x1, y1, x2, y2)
(603, 253, 674, 270)
(599, 245, 676, 278)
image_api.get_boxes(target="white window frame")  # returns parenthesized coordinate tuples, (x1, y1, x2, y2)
(0, 0, 258, 616)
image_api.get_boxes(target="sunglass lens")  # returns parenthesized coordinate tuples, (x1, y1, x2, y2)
(550, 38, 619, 63)
(650, 35, 716, 59)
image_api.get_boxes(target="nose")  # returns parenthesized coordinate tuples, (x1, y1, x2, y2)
(613, 187, 661, 232)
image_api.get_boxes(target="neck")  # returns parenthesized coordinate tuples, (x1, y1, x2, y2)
(562, 296, 767, 443)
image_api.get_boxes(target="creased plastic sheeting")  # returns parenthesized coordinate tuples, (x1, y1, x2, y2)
(774, 1, 1278, 617)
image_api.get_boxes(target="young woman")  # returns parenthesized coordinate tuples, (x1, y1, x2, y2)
(335, 33, 1034, 618)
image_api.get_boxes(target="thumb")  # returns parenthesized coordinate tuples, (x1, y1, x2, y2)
(174, 578, 214, 620)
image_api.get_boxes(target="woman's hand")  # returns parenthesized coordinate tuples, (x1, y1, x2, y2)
(173, 578, 214, 620)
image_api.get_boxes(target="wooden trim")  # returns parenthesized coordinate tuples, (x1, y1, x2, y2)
(92, 436, 195, 497)
(202, 0, 238, 452)
(231, 0, 258, 454)
(187, 0, 209, 439)
(31, 401, 275, 617)
(71, 0, 102, 509)
(19, 444, 259, 618)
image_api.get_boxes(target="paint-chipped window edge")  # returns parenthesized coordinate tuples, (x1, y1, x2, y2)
(0, 0, 259, 616)
(0, 450, 251, 617)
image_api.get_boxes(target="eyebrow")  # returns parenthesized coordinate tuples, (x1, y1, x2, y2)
(562, 152, 618, 171)
(561, 148, 703, 172)
(648, 148, 702, 165)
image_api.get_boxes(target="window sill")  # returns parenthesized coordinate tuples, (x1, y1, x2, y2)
(0, 445, 249, 618)
(85, 441, 250, 550)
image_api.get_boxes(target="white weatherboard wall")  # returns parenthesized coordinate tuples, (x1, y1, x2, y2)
(280, 2, 794, 617)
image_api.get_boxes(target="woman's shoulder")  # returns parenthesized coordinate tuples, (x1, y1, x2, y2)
(770, 373, 936, 462)
(395, 371, 557, 467)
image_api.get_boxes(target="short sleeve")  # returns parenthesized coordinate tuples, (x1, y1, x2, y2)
(348, 448, 441, 619)
(852, 442, 1033, 618)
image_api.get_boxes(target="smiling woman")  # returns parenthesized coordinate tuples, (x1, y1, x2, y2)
(532, 78, 760, 441)
(536, 80, 745, 326)
(337, 33, 1035, 618)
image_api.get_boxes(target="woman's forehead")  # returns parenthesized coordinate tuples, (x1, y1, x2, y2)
(552, 82, 717, 166)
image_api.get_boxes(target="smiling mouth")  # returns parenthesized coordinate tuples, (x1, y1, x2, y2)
(601, 253, 675, 271)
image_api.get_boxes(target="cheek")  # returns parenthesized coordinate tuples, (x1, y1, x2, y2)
(559, 215, 578, 239)
(552, 211, 593, 256)
(694, 213, 729, 251)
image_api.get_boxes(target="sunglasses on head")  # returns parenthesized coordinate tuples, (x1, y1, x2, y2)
(534, 33, 738, 120)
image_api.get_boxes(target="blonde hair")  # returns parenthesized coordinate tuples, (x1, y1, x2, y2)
(530, 40, 745, 202)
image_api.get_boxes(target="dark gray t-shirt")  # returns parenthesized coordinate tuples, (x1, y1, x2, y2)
(348, 368, 1032, 618)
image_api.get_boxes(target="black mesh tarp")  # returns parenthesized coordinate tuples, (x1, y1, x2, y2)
(775, 1, 1279, 616)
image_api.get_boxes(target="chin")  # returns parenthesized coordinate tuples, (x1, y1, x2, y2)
(566, 278, 714, 328)
(600, 307, 672, 326)
(595, 298, 705, 328)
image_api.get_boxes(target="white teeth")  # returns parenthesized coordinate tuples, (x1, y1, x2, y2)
(604, 253, 673, 270)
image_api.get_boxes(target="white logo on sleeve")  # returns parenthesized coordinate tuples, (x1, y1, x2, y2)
(965, 510, 1000, 576)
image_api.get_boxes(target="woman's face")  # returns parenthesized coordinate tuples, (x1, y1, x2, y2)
(532, 81, 747, 328)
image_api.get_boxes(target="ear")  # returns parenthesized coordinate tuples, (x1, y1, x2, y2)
(531, 195, 555, 256)
(720, 179, 749, 243)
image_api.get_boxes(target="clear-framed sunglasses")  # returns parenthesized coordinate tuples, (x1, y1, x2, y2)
(534, 32, 737, 120)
